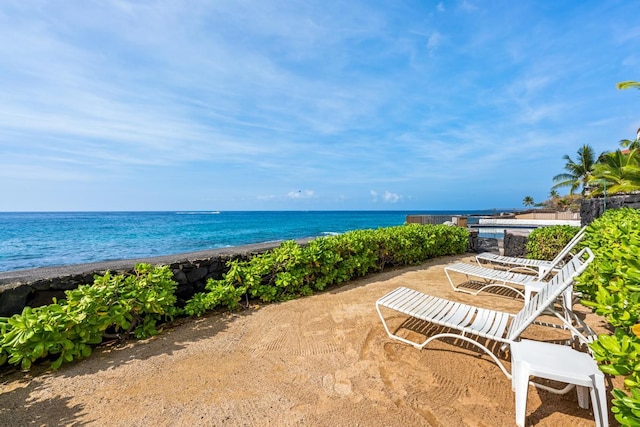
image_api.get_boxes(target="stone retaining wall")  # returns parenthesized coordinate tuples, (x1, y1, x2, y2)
(503, 231, 528, 257)
(0, 241, 295, 317)
(0, 231, 485, 317)
(467, 229, 500, 254)
(581, 193, 640, 225)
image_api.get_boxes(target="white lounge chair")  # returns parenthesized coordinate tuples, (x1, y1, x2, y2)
(475, 225, 587, 279)
(444, 227, 587, 303)
(445, 263, 543, 303)
(376, 248, 595, 390)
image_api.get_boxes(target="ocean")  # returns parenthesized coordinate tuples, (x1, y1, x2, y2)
(0, 210, 493, 272)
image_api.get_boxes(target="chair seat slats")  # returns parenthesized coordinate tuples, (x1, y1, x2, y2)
(376, 287, 513, 340)
(446, 263, 538, 286)
(477, 252, 552, 268)
(474, 226, 586, 278)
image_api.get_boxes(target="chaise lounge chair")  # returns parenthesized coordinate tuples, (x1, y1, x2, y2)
(445, 263, 543, 303)
(376, 247, 594, 387)
(475, 225, 587, 279)
(444, 226, 587, 303)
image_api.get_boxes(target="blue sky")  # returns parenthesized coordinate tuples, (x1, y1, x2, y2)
(1, 1, 638, 211)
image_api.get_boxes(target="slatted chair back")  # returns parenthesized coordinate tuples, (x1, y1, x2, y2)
(538, 226, 587, 279)
(506, 247, 594, 341)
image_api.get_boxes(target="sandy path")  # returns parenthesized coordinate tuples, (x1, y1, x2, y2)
(0, 255, 616, 426)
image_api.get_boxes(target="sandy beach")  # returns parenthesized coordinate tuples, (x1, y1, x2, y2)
(0, 254, 618, 426)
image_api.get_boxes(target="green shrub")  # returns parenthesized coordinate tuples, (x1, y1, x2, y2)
(577, 208, 640, 326)
(186, 223, 468, 309)
(0, 264, 177, 370)
(525, 225, 580, 260)
(183, 283, 246, 317)
(577, 208, 640, 426)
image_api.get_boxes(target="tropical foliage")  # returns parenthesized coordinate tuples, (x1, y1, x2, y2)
(617, 81, 640, 90)
(0, 264, 178, 370)
(552, 144, 598, 196)
(525, 225, 579, 260)
(589, 149, 640, 196)
(620, 138, 640, 151)
(574, 208, 640, 426)
(522, 196, 534, 207)
(549, 79, 640, 199)
(184, 224, 469, 315)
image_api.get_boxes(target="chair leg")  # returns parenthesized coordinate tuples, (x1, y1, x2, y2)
(591, 373, 608, 427)
(514, 360, 530, 427)
(576, 385, 590, 409)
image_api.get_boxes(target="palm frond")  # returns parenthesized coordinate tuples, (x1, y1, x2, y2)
(617, 81, 640, 90)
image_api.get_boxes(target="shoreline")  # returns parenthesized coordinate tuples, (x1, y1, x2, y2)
(0, 238, 313, 285)
(0, 210, 490, 275)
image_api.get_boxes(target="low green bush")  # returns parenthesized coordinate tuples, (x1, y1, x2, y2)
(576, 208, 640, 426)
(577, 208, 640, 327)
(525, 225, 580, 260)
(184, 224, 469, 315)
(0, 264, 178, 370)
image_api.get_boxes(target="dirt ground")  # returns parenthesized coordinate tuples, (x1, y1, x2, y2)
(0, 254, 620, 426)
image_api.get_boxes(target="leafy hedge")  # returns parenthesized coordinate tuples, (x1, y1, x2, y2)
(525, 224, 580, 260)
(0, 264, 178, 370)
(574, 208, 640, 426)
(0, 223, 469, 370)
(184, 224, 469, 316)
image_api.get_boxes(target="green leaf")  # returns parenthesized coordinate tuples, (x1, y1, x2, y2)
(20, 357, 32, 371)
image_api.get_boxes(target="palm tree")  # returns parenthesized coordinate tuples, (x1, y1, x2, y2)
(557, 197, 572, 209)
(522, 196, 535, 207)
(589, 149, 640, 195)
(543, 190, 560, 209)
(552, 144, 597, 196)
(620, 137, 640, 150)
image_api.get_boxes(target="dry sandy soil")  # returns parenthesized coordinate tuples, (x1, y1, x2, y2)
(0, 254, 620, 426)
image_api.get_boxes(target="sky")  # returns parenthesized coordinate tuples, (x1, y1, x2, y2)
(1, 1, 639, 212)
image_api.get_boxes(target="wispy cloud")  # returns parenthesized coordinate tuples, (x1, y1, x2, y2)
(383, 191, 402, 203)
(288, 190, 315, 199)
(459, 1, 479, 12)
(370, 190, 403, 203)
(427, 31, 443, 51)
(0, 0, 638, 210)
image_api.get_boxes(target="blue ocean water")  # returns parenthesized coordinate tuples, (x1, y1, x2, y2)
(0, 210, 490, 272)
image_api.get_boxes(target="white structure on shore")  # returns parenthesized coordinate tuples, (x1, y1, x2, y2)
(478, 218, 581, 227)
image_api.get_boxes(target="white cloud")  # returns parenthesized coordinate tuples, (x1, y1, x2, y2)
(383, 191, 402, 203)
(460, 1, 478, 12)
(287, 190, 315, 199)
(437, 2, 445, 12)
(427, 31, 443, 51)
(256, 194, 278, 200)
(370, 190, 402, 203)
